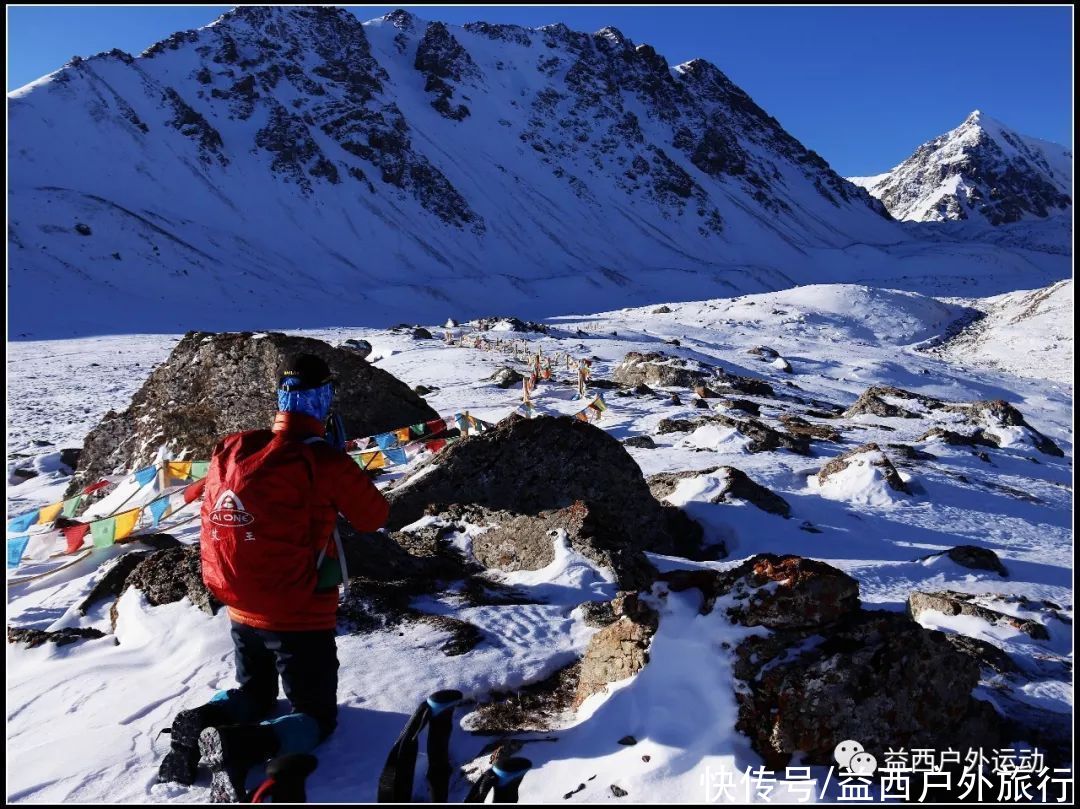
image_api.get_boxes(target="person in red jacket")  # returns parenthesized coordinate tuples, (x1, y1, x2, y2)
(158, 353, 390, 802)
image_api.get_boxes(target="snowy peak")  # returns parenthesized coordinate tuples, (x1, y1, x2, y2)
(850, 111, 1072, 224)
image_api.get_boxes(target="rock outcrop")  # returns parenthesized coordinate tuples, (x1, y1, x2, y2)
(574, 592, 659, 707)
(69, 331, 438, 496)
(386, 417, 705, 586)
(817, 442, 910, 493)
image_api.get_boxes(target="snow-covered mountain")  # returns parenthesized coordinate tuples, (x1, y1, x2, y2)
(9, 7, 1070, 339)
(849, 111, 1072, 224)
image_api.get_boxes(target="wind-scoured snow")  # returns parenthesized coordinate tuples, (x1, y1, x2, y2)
(6, 282, 1072, 803)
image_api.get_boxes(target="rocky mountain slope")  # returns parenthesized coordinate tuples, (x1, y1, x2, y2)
(850, 110, 1071, 225)
(8, 7, 1069, 339)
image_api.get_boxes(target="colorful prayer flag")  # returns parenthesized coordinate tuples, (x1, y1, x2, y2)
(82, 479, 111, 495)
(114, 508, 142, 541)
(165, 461, 193, 482)
(62, 523, 91, 554)
(375, 433, 397, 450)
(183, 479, 206, 504)
(148, 497, 171, 527)
(7, 536, 30, 568)
(36, 502, 63, 525)
(61, 496, 83, 518)
(91, 517, 117, 548)
(191, 461, 210, 480)
(8, 511, 40, 533)
(134, 466, 158, 486)
(394, 428, 411, 443)
(384, 448, 408, 466)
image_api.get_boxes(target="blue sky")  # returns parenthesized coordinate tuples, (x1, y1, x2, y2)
(6, 5, 1073, 176)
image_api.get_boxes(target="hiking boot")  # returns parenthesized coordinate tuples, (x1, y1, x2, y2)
(157, 703, 234, 785)
(199, 724, 280, 803)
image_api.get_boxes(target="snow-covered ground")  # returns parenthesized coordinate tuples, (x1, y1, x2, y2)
(6, 283, 1073, 803)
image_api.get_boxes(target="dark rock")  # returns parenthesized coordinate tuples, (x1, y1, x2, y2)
(8, 626, 106, 648)
(74, 223, 92, 236)
(844, 385, 943, 419)
(386, 418, 701, 586)
(471, 316, 547, 333)
(668, 394, 682, 407)
(622, 435, 656, 449)
(574, 593, 658, 706)
(413, 385, 435, 396)
(779, 414, 842, 442)
(579, 600, 616, 627)
(59, 447, 82, 472)
(77, 551, 152, 615)
(411, 327, 434, 340)
(617, 735, 637, 746)
(632, 383, 654, 396)
(611, 351, 710, 388)
(711, 370, 774, 398)
(693, 385, 720, 399)
(886, 443, 937, 463)
(712, 414, 810, 455)
(651, 306, 672, 314)
(723, 554, 859, 629)
(110, 545, 220, 629)
(747, 346, 779, 361)
(907, 591, 1049, 640)
(490, 367, 524, 388)
(735, 608, 1002, 769)
(692, 398, 709, 409)
(943, 633, 1019, 675)
(711, 467, 791, 517)
(11, 468, 37, 481)
(656, 417, 696, 435)
(716, 398, 760, 417)
(918, 427, 997, 448)
(919, 545, 1008, 577)
(817, 443, 909, 493)
(962, 400, 1064, 457)
(339, 338, 372, 359)
(610, 785, 628, 798)
(69, 331, 437, 496)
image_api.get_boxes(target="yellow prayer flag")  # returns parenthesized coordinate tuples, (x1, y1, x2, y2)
(114, 508, 142, 540)
(395, 428, 411, 443)
(362, 452, 387, 470)
(36, 501, 64, 525)
(166, 461, 193, 481)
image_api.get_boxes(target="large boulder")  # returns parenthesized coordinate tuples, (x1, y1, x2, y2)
(386, 418, 700, 578)
(907, 591, 1051, 640)
(817, 442, 910, 494)
(735, 609, 1002, 769)
(574, 592, 659, 707)
(108, 545, 219, 628)
(611, 351, 711, 388)
(660, 554, 1002, 768)
(648, 467, 791, 517)
(68, 331, 438, 495)
(844, 385, 944, 419)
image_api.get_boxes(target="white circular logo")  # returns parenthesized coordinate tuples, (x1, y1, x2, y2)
(849, 752, 878, 775)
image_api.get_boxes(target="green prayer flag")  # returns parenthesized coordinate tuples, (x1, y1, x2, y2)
(191, 461, 211, 480)
(91, 517, 117, 548)
(61, 496, 83, 518)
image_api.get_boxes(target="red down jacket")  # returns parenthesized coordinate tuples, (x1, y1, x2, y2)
(200, 411, 389, 632)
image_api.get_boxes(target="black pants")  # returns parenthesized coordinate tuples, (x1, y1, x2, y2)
(231, 621, 339, 739)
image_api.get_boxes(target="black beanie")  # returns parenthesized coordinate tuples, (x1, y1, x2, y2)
(278, 353, 334, 390)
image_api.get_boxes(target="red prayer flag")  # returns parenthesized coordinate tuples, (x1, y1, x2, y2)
(62, 523, 91, 554)
(81, 479, 111, 495)
(183, 478, 207, 504)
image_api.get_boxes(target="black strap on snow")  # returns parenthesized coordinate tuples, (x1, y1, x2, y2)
(377, 690, 463, 802)
(464, 757, 532, 804)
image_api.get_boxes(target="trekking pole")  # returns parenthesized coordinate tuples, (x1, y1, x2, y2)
(464, 757, 532, 803)
(377, 690, 464, 803)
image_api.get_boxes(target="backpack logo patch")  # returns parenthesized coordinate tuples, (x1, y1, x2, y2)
(209, 489, 255, 528)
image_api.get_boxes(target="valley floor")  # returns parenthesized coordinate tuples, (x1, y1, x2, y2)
(5, 283, 1073, 803)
